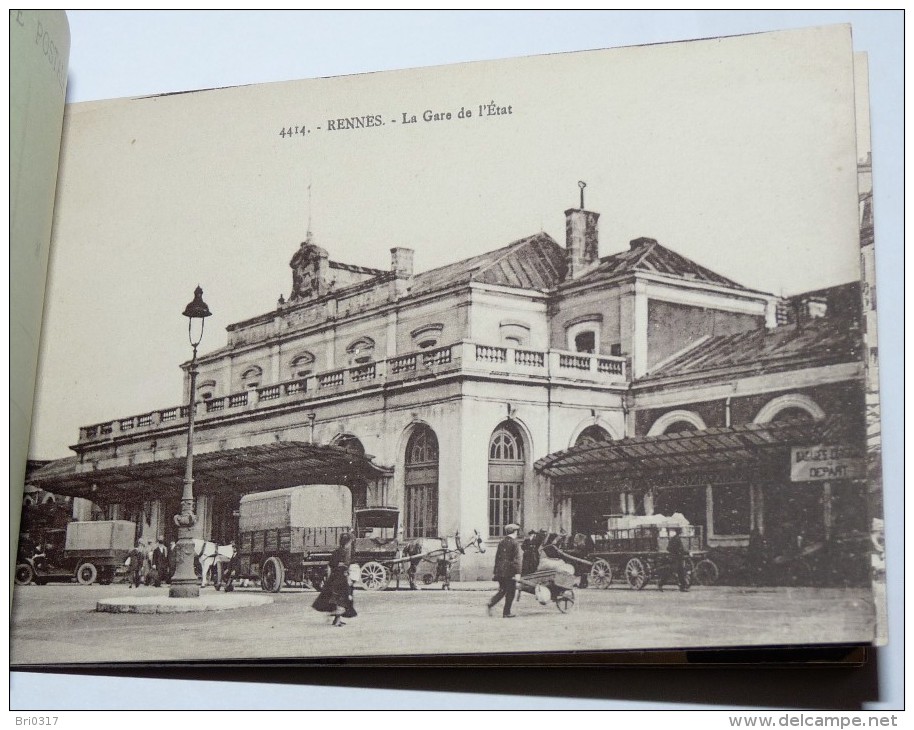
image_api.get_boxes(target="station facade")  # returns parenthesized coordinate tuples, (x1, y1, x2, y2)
(32, 203, 869, 581)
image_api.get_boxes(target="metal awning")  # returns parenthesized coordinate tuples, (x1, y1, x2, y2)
(535, 417, 852, 494)
(28, 441, 393, 505)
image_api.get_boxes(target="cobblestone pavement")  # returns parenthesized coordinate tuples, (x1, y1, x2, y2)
(10, 582, 878, 666)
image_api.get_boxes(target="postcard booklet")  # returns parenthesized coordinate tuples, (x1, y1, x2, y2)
(11, 17, 887, 666)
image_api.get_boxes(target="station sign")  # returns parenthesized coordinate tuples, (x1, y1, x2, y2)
(790, 444, 865, 482)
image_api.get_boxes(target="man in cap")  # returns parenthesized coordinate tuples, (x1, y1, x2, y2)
(487, 523, 522, 618)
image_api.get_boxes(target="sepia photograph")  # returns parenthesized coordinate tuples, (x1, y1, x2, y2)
(11, 14, 893, 686)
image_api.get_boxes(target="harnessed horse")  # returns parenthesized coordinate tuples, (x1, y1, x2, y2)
(396, 529, 487, 589)
(193, 539, 236, 589)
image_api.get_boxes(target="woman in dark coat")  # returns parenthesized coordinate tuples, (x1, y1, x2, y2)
(312, 533, 357, 627)
(521, 531, 541, 576)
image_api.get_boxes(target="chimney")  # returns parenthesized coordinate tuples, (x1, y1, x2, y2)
(390, 247, 414, 278)
(565, 208, 600, 279)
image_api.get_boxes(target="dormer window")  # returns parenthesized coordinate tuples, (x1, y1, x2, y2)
(291, 352, 315, 379)
(240, 366, 262, 390)
(347, 337, 375, 366)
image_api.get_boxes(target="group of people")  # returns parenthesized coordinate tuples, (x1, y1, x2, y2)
(310, 521, 693, 628)
(486, 522, 692, 616)
(126, 537, 172, 588)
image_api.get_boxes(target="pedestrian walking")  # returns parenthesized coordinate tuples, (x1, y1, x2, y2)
(312, 533, 357, 627)
(151, 537, 169, 587)
(521, 530, 540, 576)
(659, 526, 690, 592)
(142, 540, 157, 585)
(487, 523, 522, 618)
(127, 540, 145, 588)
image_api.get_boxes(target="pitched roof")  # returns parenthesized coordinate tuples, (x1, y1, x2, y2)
(570, 237, 751, 291)
(409, 232, 566, 295)
(637, 316, 862, 383)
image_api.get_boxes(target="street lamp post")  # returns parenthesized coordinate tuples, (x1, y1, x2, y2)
(169, 286, 212, 599)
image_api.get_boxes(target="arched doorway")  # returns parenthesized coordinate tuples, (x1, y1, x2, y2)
(574, 425, 612, 446)
(404, 425, 439, 538)
(488, 422, 525, 538)
(571, 425, 613, 535)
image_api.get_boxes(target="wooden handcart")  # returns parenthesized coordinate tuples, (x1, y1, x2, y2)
(516, 569, 576, 612)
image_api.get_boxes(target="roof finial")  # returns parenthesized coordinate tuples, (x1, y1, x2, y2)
(306, 181, 313, 241)
(578, 180, 587, 210)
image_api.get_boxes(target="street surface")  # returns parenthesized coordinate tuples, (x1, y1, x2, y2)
(10, 582, 878, 665)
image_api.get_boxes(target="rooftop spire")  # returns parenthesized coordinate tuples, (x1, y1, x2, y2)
(306, 181, 313, 240)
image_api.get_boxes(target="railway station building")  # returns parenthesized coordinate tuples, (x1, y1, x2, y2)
(30, 203, 871, 582)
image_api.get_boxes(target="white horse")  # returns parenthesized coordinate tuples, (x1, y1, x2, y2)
(193, 539, 236, 589)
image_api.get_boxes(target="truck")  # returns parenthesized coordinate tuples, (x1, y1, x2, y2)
(237, 485, 404, 593)
(15, 520, 136, 586)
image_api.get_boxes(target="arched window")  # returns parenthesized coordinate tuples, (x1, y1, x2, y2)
(753, 394, 825, 424)
(490, 426, 524, 461)
(346, 337, 375, 366)
(488, 422, 525, 537)
(664, 420, 699, 434)
(240, 366, 262, 390)
(769, 407, 817, 424)
(332, 433, 365, 457)
(290, 352, 315, 379)
(405, 426, 439, 539)
(575, 425, 612, 447)
(647, 409, 707, 436)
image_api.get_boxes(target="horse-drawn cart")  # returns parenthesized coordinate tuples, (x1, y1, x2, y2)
(586, 524, 706, 590)
(237, 486, 482, 592)
(238, 485, 353, 592)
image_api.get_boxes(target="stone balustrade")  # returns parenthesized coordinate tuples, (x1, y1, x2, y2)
(77, 341, 627, 444)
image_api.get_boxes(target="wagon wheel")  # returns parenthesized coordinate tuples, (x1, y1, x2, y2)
(260, 556, 285, 593)
(693, 558, 719, 586)
(14, 563, 34, 586)
(76, 562, 98, 585)
(589, 558, 613, 589)
(625, 557, 649, 590)
(360, 561, 390, 591)
(555, 589, 575, 613)
(422, 573, 434, 585)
